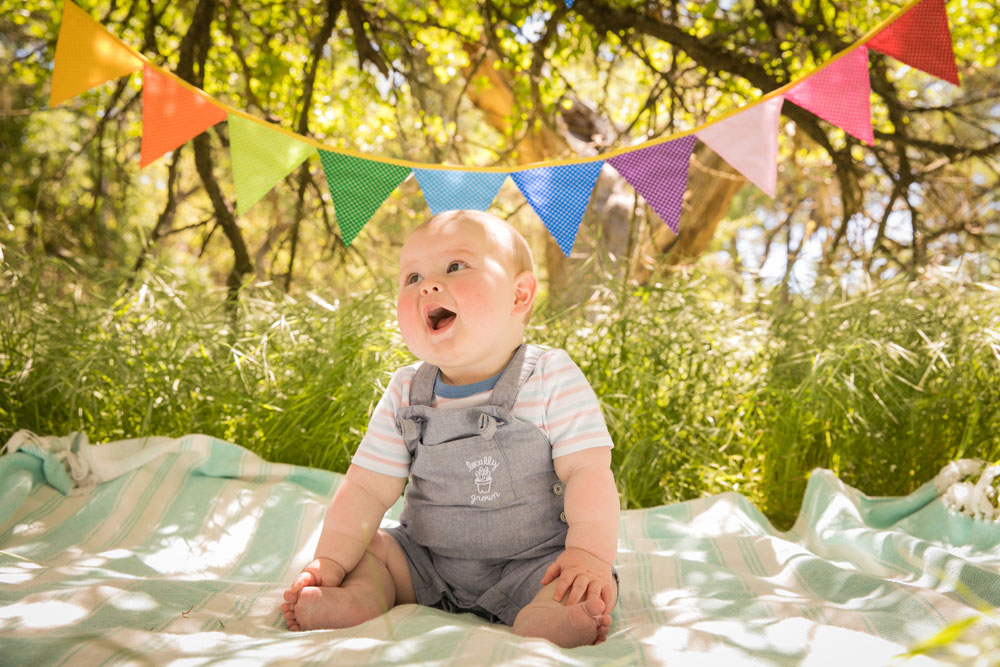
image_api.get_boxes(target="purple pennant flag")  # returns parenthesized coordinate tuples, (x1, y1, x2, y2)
(607, 135, 697, 233)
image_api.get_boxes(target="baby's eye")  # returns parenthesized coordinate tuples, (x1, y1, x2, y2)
(447, 261, 468, 273)
(405, 273, 422, 285)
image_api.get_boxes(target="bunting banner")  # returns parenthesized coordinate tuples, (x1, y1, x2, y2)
(607, 136, 697, 233)
(412, 169, 509, 216)
(49, 0, 142, 107)
(695, 97, 784, 199)
(868, 0, 960, 85)
(785, 46, 875, 146)
(228, 114, 317, 215)
(511, 162, 604, 257)
(47, 0, 963, 251)
(318, 151, 411, 245)
(140, 65, 228, 168)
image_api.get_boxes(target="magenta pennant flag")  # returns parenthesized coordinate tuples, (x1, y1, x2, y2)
(607, 135, 696, 233)
(696, 96, 784, 198)
(786, 46, 874, 146)
(868, 0, 959, 85)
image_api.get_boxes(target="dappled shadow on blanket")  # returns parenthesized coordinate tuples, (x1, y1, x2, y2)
(2, 434, 999, 665)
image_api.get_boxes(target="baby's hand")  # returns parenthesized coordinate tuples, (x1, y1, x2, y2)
(282, 557, 346, 604)
(541, 547, 615, 609)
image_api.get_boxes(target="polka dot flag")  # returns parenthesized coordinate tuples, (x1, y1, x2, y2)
(412, 169, 509, 216)
(868, 0, 959, 85)
(141, 65, 227, 168)
(318, 151, 411, 246)
(785, 47, 874, 146)
(229, 114, 316, 215)
(607, 135, 697, 234)
(510, 161, 604, 257)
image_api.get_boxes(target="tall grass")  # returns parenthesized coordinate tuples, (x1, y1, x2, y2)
(0, 257, 411, 471)
(2, 254, 999, 527)
(760, 276, 1000, 526)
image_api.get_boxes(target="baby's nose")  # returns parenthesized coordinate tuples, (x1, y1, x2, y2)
(420, 282, 441, 294)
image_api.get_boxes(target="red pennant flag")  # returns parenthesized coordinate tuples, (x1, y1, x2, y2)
(868, 0, 959, 85)
(786, 46, 874, 146)
(140, 65, 228, 167)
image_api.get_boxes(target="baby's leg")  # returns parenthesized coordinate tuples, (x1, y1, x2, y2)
(281, 529, 415, 631)
(511, 580, 616, 648)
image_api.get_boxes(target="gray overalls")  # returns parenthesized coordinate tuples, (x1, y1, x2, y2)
(384, 344, 569, 625)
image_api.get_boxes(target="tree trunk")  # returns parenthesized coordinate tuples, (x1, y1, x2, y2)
(634, 145, 746, 283)
(463, 46, 746, 303)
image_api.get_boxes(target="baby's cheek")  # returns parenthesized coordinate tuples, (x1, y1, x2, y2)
(396, 301, 420, 340)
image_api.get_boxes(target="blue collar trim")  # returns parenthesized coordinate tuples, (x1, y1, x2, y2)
(434, 368, 504, 399)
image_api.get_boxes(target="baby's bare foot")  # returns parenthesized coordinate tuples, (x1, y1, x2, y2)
(281, 585, 383, 631)
(514, 597, 611, 648)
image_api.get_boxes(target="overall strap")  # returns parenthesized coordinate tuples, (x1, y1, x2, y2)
(488, 344, 535, 410)
(408, 361, 439, 407)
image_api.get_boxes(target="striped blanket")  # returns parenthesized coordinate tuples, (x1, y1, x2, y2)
(1, 432, 998, 665)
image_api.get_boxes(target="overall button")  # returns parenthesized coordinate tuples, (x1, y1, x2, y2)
(552, 482, 564, 496)
(559, 511, 567, 523)
(478, 413, 497, 440)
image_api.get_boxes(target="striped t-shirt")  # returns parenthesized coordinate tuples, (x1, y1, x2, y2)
(352, 346, 614, 478)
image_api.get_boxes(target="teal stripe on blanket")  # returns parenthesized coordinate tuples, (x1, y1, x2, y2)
(3, 434, 1000, 666)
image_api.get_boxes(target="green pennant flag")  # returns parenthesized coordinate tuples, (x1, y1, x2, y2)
(318, 150, 411, 245)
(228, 114, 316, 214)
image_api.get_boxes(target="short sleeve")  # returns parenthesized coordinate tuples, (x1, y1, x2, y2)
(536, 349, 614, 458)
(351, 366, 416, 477)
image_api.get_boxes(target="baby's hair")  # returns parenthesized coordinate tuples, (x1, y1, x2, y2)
(414, 210, 534, 277)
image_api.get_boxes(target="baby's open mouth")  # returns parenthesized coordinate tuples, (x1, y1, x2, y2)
(427, 307, 456, 331)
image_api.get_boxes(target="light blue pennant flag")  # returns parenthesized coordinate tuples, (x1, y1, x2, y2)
(412, 169, 509, 216)
(510, 161, 604, 257)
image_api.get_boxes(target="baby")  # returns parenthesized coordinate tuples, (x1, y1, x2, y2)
(281, 210, 620, 648)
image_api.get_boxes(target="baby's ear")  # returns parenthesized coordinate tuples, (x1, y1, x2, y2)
(512, 270, 537, 314)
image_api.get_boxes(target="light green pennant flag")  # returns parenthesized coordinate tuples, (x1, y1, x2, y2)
(318, 150, 411, 245)
(228, 114, 316, 214)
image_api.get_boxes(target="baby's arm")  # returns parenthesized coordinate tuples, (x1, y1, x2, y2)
(286, 464, 406, 596)
(543, 446, 620, 608)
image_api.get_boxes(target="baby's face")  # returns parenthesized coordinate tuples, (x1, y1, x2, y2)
(397, 215, 525, 383)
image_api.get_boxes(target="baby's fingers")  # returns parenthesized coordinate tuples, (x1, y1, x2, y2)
(565, 575, 593, 606)
(585, 580, 604, 603)
(600, 583, 614, 610)
(552, 572, 576, 603)
(540, 561, 562, 586)
(293, 570, 317, 592)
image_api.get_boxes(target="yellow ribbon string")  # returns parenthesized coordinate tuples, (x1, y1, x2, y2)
(68, 0, 927, 171)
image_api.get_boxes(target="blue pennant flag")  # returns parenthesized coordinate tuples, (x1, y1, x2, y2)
(412, 169, 509, 216)
(511, 161, 604, 257)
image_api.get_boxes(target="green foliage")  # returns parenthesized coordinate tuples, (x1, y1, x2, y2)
(761, 276, 1000, 525)
(5, 254, 997, 528)
(0, 254, 411, 471)
(534, 280, 770, 511)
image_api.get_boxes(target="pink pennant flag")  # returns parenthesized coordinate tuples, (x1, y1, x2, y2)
(868, 0, 959, 85)
(696, 96, 784, 198)
(786, 46, 874, 146)
(140, 65, 227, 167)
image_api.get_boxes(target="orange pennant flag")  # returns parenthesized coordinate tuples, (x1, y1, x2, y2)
(868, 0, 959, 85)
(140, 65, 227, 167)
(49, 1, 144, 107)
